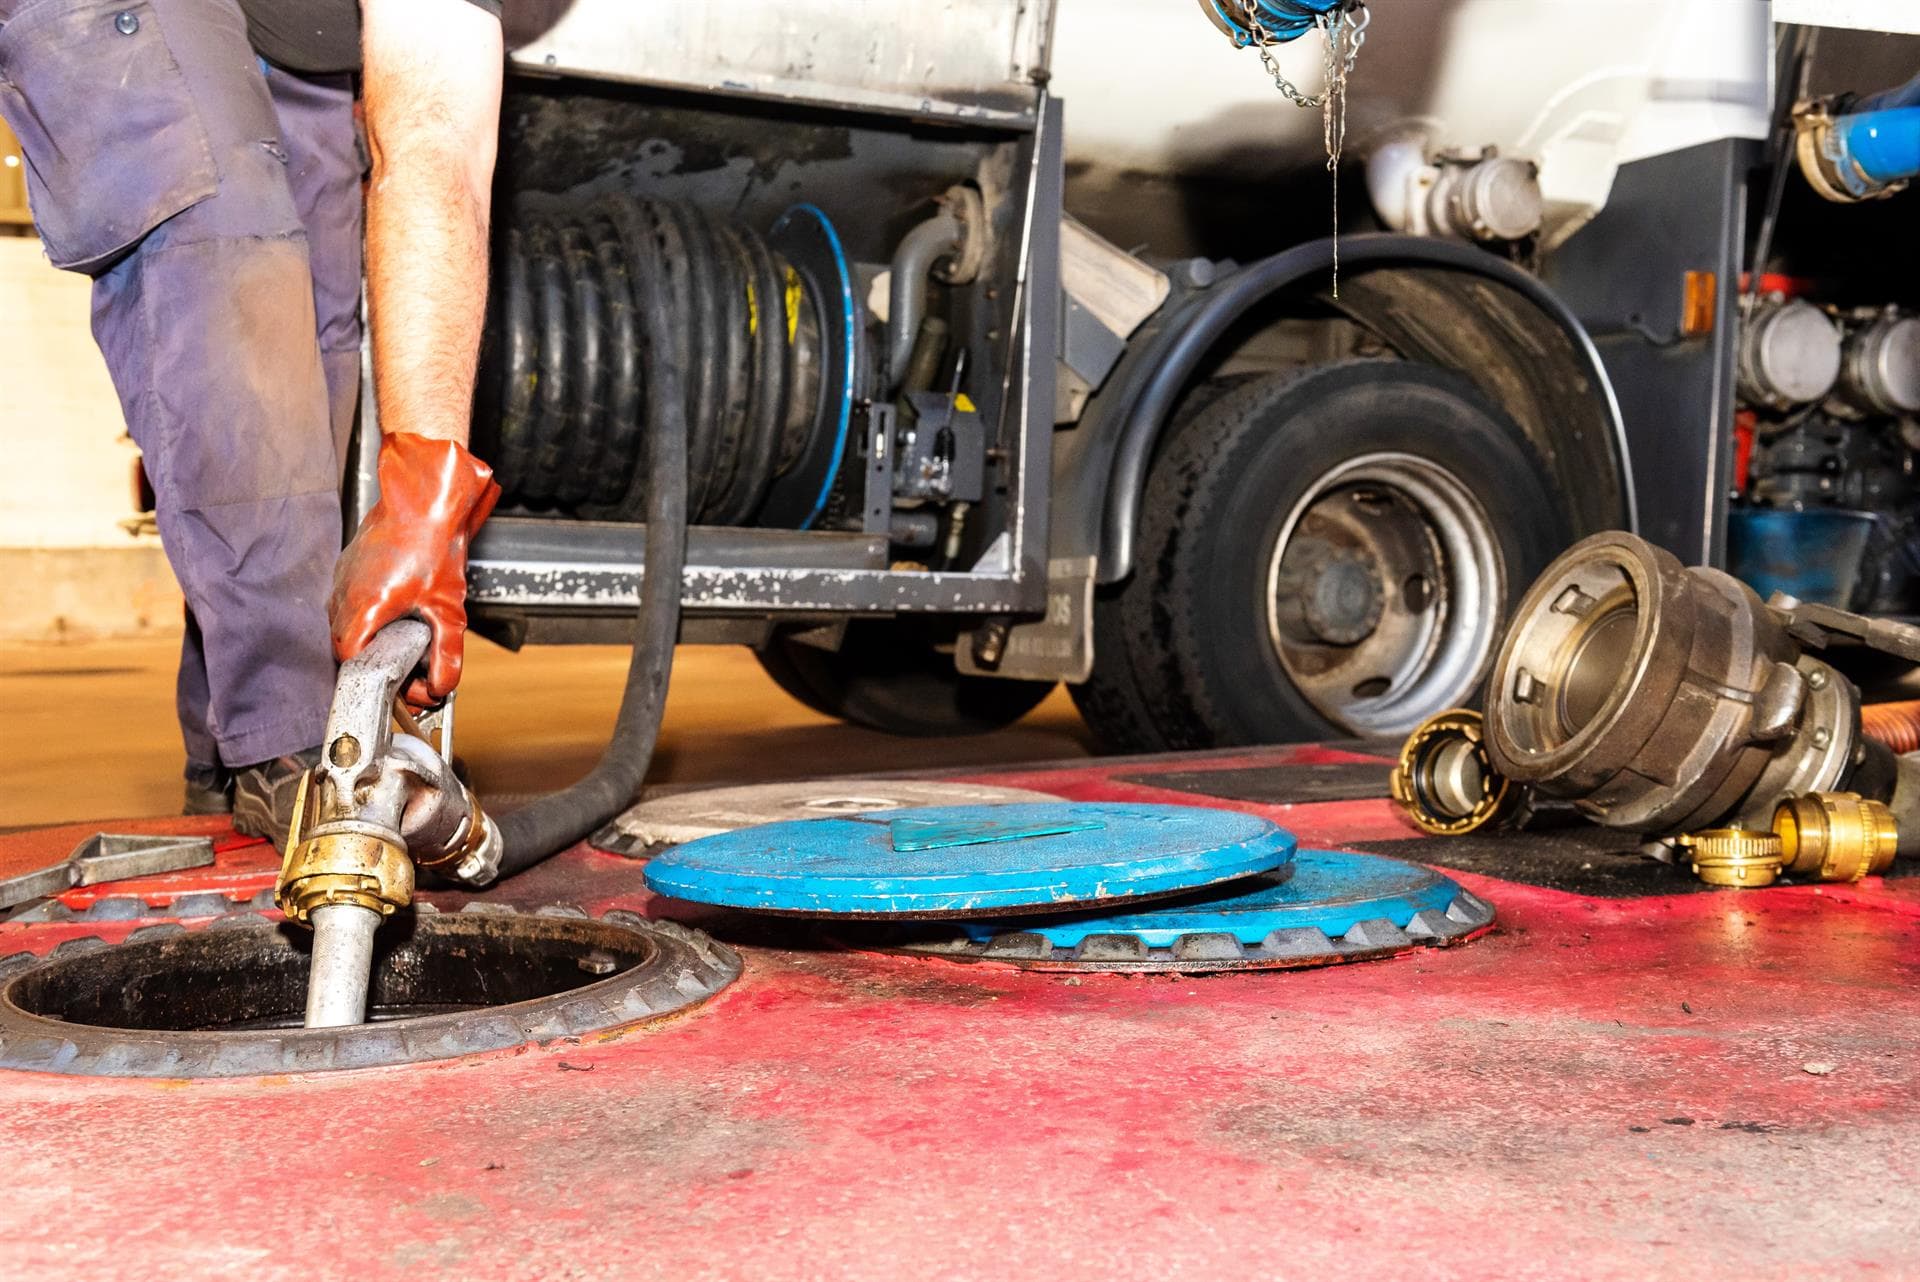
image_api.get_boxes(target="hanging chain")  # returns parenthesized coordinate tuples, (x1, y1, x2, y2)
(1231, 0, 1368, 295)
(1234, 0, 1367, 110)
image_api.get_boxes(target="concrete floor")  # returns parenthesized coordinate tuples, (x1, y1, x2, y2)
(0, 635, 1096, 828)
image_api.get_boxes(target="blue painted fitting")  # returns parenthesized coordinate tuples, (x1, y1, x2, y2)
(1203, 0, 1343, 45)
(1836, 106, 1920, 185)
(1799, 101, 1920, 201)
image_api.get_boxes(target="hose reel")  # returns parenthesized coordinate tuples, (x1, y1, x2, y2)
(477, 194, 862, 529)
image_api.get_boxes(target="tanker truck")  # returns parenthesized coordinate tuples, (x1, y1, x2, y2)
(411, 0, 1919, 751)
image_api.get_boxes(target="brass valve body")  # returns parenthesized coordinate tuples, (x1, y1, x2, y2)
(1391, 709, 1514, 836)
(1677, 829, 1786, 888)
(1772, 792, 1898, 882)
(274, 771, 414, 925)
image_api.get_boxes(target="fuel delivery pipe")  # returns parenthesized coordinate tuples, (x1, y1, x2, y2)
(282, 202, 691, 1022)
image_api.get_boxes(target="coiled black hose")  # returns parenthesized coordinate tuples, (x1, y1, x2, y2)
(480, 193, 817, 526)
(493, 194, 689, 877)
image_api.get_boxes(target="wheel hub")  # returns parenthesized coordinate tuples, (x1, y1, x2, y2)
(1276, 537, 1386, 645)
(1265, 453, 1506, 737)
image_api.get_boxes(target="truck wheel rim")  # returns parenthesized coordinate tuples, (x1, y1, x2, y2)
(1264, 451, 1504, 736)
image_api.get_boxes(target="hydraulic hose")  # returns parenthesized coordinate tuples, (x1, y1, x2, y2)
(1863, 699, 1920, 756)
(492, 198, 690, 878)
(1853, 69, 1920, 116)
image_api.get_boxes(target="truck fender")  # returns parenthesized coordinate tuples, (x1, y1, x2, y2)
(1063, 233, 1636, 584)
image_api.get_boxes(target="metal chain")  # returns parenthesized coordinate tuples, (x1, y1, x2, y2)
(1231, 0, 1369, 296)
(1233, 0, 1368, 109)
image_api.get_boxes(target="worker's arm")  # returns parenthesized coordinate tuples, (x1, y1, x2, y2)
(329, 0, 505, 704)
(361, 0, 500, 446)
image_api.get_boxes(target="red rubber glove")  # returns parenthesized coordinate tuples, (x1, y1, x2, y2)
(329, 433, 501, 706)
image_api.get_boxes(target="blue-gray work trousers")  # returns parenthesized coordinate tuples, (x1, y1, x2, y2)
(0, 0, 360, 770)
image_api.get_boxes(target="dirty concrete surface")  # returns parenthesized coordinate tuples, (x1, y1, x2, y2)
(0, 636, 1096, 828)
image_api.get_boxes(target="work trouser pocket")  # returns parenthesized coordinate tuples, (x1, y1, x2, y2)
(0, 0, 215, 273)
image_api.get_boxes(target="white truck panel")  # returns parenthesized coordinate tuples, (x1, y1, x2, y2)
(1049, 0, 1771, 245)
(505, 0, 1055, 125)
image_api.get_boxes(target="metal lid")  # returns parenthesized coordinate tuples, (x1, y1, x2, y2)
(642, 803, 1298, 918)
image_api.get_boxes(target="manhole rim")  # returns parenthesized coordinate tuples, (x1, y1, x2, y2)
(0, 906, 741, 1078)
(848, 850, 1498, 972)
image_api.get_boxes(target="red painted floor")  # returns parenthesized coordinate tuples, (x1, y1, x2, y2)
(3, 746, 1919, 1280)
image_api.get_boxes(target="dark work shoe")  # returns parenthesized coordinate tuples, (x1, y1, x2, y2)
(231, 748, 322, 851)
(183, 762, 233, 816)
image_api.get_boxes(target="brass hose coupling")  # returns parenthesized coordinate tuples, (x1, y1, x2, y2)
(275, 770, 414, 925)
(1772, 792, 1898, 883)
(273, 621, 443, 928)
(1676, 829, 1786, 888)
(1391, 709, 1517, 836)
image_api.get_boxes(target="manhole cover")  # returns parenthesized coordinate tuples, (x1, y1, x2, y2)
(0, 907, 739, 1077)
(642, 803, 1298, 918)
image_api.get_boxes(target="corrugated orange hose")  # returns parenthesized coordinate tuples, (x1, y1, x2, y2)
(1861, 700, 1920, 754)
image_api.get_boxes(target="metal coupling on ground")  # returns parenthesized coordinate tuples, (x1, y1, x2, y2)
(1483, 531, 1860, 834)
(1772, 792, 1898, 883)
(1390, 709, 1516, 836)
(274, 771, 415, 925)
(1676, 829, 1786, 889)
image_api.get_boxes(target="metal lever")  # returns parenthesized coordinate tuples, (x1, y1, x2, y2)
(1769, 594, 1920, 664)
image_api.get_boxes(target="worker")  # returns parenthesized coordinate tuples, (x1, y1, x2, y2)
(0, 0, 504, 845)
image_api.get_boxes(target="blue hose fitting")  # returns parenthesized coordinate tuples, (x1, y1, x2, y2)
(1797, 99, 1920, 201)
(1199, 0, 1344, 46)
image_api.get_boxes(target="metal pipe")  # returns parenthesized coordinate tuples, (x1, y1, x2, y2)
(304, 903, 382, 1028)
(886, 209, 962, 389)
(1364, 132, 1426, 232)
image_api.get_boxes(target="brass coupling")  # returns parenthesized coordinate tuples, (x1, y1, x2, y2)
(274, 771, 414, 926)
(1391, 709, 1515, 836)
(1676, 829, 1786, 888)
(1772, 792, 1898, 883)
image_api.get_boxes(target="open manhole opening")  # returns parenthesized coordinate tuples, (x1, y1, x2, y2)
(0, 910, 739, 1078)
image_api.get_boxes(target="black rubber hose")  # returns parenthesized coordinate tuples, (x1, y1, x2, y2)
(523, 214, 570, 506)
(718, 228, 786, 525)
(703, 220, 752, 520)
(668, 198, 724, 520)
(492, 221, 537, 501)
(588, 208, 642, 509)
(554, 218, 609, 507)
(492, 195, 689, 878)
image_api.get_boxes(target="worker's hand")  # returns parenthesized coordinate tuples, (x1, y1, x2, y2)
(329, 432, 500, 705)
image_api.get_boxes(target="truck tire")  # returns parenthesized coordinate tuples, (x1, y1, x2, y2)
(1072, 360, 1571, 750)
(757, 622, 1057, 737)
